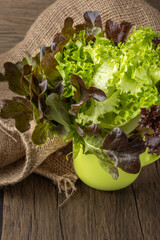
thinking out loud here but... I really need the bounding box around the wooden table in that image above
[0,0,160,239]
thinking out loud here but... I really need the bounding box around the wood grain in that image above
[0,0,160,240]
[1,175,62,240]
[58,182,143,240]
[132,161,160,240]
[0,0,55,54]
[0,191,3,239]
[1,165,160,240]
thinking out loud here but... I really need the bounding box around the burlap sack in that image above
[0,0,160,195]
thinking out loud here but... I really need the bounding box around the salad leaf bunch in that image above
[0,11,160,179]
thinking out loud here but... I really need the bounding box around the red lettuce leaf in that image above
[152,37,160,50]
[40,38,69,85]
[53,39,69,55]
[0,97,33,132]
[1,61,34,96]
[76,123,101,138]
[102,128,145,174]
[38,80,48,119]
[69,104,80,116]
[76,123,101,139]
[40,32,68,60]
[75,11,102,36]
[22,64,32,76]
[144,133,160,155]
[139,105,160,155]
[30,72,42,121]
[40,52,61,82]
[85,124,101,136]
[84,11,102,28]
[40,44,50,60]
[22,52,40,67]
[76,125,86,137]
[53,33,66,45]
[51,33,66,52]
[71,74,106,102]
[86,34,96,43]
[62,17,76,38]
[29,68,48,122]
[2,62,27,96]
[69,74,106,116]
[139,105,160,133]
[47,81,64,96]
[105,20,132,44]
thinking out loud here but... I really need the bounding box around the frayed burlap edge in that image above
[0,118,78,194]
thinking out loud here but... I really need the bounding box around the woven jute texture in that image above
[0,0,159,194]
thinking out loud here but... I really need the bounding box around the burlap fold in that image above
[0,0,159,193]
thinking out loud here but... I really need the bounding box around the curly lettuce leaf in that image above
[139,105,160,156]
[74,27,160,129]
[139,105,160,133]
[76,91,120,125]
[77,86,158,129]
[84,27,160,95]
[55,32,95,97]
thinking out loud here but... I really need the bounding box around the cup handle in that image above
[140,148,159,167]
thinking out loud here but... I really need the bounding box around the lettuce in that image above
[55,22,160,176]
[1,11,160,178]
[55,32,95,97]
[71,27,160,130]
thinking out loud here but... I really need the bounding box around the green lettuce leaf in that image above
[76,91,120,125]
[45,93,71,140]
[32,121,48,145]
[55,32,95,97]
[74,27,160,129]
[77,86,158,128]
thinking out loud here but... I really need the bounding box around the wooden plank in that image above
[58,161,160,240]
[0,0,55,54]
[58,182,143,240]
[0,191,3,240]
[1,175,62,240]
[1,167,160,240]
[131,161,160,240]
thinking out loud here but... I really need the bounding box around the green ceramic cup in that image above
[73,145,159,191]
